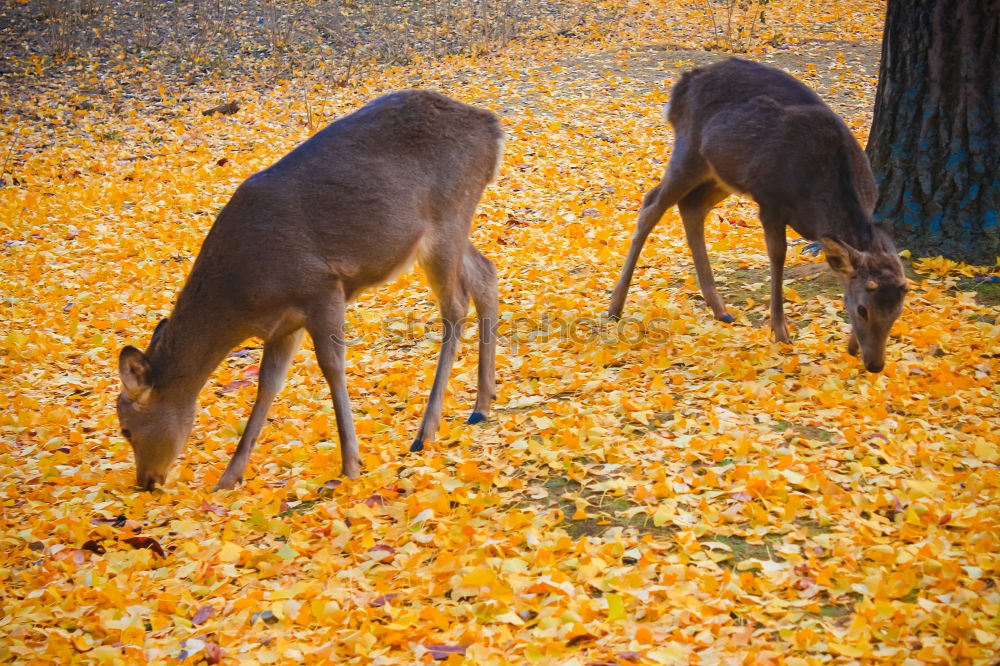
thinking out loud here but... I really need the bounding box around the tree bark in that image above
[866,0,1000,264]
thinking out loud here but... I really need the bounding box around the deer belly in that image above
[343,231,431,299]
[704,165,745,197]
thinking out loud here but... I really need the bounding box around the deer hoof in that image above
[409,438,424,453]
[215,475,241,491]
[718,313,735,324]
[466,411,487,425]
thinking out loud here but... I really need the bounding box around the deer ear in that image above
[119,346,153,401]
[821,236,859,278]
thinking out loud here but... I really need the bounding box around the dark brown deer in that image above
[117,90,503,490]
[608,58,906,372]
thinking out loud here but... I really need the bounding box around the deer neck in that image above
[146,294,244,401]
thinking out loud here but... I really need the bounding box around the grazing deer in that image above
[608,58,906,372]
[117,90,503,490]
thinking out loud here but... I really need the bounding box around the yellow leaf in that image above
[72,633,92,652]
[461,567,497,588]
[974,629,996,644]
[780,469,805,485]
[493,611,524,625]
[218,542,243,564]
[605,593,625,622]
[653,504,673,527]
[829,643,867,657]
[974,439,998,462]
[646,643,689,663]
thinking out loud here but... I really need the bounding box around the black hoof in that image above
[719,314,735,324]
[466,411,487,425]
[409,438,424,453]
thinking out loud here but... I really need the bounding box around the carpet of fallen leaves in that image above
[2,1,999,664]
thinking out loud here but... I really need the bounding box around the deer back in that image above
[669,58,878,247]
[178,91,503,313]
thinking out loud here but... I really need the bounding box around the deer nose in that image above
[865,361,884,373]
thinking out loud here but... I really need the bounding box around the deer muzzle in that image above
[865,360,884,373]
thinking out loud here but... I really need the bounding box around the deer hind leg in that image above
[761,210,790,343]
[462,243,498,425]
[308,284,361,478]
[216,328,305,490]
[609,142,709,320]
[410,244,470,453]
[678,182,732,322]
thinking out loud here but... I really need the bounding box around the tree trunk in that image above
[866,0,1000,265]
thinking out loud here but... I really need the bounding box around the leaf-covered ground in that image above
[2,2,999,664]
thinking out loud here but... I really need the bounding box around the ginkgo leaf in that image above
[461,567,499,588]
[605,593,625,622]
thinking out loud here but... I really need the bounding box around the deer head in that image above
[116,321,196,490]
[822,236,907,373]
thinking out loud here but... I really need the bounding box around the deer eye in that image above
[121,429,132,440]
[856,305,869,320]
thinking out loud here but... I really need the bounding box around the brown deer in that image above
[608,58,906,372]
[117,90,503,490]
